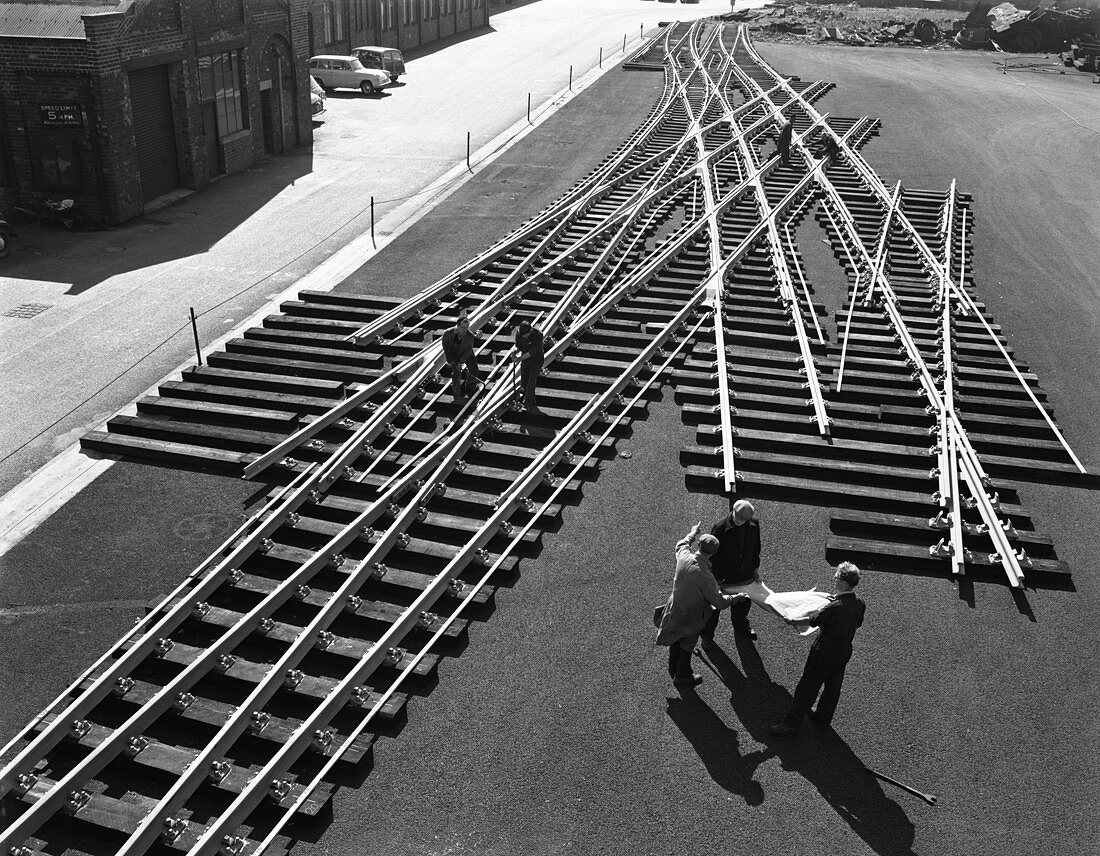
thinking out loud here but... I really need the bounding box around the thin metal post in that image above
[599,46,603,68]
[568,64,573,91]
[466,131,472,173]
[623,34,627,53]
[370,196,376,250]
[189,307,202,367]
[527,92,531,124]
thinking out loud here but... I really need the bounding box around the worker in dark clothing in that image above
[775,114,793,166]
[441,310,479,404]
[513,318,544,413]
[699,499,762,648]
[769,562,867,735]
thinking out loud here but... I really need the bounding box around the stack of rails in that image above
[3,19,1087,856]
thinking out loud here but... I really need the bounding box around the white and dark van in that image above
[351,46,405,84]
[308,55,391,94]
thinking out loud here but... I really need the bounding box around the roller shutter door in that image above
[128,66,180,203]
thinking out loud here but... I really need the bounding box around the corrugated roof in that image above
[0,2,121,40]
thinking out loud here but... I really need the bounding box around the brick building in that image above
[0,0,312,227]
[308,0,489,57]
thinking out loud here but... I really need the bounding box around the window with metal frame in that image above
[198,51,246,137]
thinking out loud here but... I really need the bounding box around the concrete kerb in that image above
[0,29,655,558]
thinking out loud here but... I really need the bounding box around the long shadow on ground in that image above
[668,637,917,856]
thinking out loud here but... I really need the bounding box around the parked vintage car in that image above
[308,55,390,94]
[351,46,405,83]
[309,76,326,116]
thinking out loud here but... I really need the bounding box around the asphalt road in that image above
[1,21,1098,856]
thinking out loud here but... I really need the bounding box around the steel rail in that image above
[118,324,546,855]
[123,205,727,854]
[250,69,821,483]
[937,184,966,576]
[933,185,956,514]
[715,51,831,436]
[556,113,841,340]
[186,273,717,856]
[731,41,1027,584]
[0,454,329,812]
[113,305,559,854]
[0,419,477,850]
[337,70,689,348]
[737,30,1084,474]
[784,219,825,344]
[693,42,745,496]
[247,88,815,480]
[835,181,901,392]
[682,34,738,489]
[248,312,711,856]
[355,309,519,490]
[7,297,552,844]
[814,176,1025,585]
[0,464,317,775]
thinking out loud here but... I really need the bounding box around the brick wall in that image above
[0,0,313,227]
[0,33,110,223]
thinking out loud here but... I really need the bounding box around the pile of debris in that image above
[954,3,1100,53]
[721,3,968,48]
[721,2,1100,57]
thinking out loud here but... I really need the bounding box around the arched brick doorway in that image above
[260,34,299,155]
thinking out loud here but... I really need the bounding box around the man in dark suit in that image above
[699,499,762,648]
[775,114,793,165]
[442,310,479,404]
[513,318,544,413]
[769,562,867,735]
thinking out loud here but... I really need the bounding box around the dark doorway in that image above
[260,87,276,155]
[201,101,221,177]
[128,65,181,203]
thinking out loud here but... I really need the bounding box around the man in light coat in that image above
[656,522,748,688]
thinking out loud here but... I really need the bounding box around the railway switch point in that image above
[5,19,1088,854]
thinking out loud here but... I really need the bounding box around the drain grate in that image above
[2,303,52,319]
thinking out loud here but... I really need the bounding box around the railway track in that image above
[3,20,1086,856]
